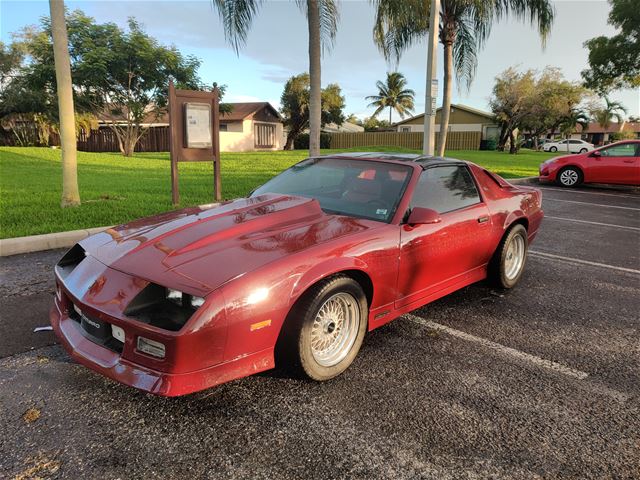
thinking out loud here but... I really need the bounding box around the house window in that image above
[401,127,411,133]
[255,123,276,148]
[219,123,228,132]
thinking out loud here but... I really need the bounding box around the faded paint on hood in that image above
[82,194,376,296]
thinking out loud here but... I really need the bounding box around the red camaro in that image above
[539,140,640,187]
[51,153,543,396]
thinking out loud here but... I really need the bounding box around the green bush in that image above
[480,139,497,151]
[609,131,635,141]
[294,133,332,150]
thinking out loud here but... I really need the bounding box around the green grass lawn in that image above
[0,146,555,239]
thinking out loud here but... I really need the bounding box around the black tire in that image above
[277,275,368,381]
[550,146,557,152]
[489,224,528,289]
[579,148,587,153]
[557,166,583,187]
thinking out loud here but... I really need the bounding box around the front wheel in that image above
[550,146,557,152]
[557,166,583,187]
[489,224,528,289]
[281,275,368,381]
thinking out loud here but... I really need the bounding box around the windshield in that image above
[251,157,413,222]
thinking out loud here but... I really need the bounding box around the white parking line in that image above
[544,215,640,232]
[543,198,640,211]
[529,250,640,274]
[538,186,639,199]
[405,314,589,379]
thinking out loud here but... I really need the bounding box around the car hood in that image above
[82,194,376,296]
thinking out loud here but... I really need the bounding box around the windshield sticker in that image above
[376,209,388,216]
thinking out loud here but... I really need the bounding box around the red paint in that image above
[539,140,640,186]
[51,155,544,396]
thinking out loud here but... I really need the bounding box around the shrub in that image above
[609,131,635,141]
[294,133,332,150]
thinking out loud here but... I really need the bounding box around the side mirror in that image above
[590,150,601,157]
[407,207,442,225]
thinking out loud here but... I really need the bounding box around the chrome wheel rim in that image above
[560,169,579,186]
[504,235,525,280]
[310,292,360,367]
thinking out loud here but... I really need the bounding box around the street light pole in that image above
[423,0,440,156]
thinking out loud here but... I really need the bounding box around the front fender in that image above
[289,257,370,307]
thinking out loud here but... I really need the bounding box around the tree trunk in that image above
[50,0,80,207]
[509,130,517,154]
[497,122,509,151]
[436,41,454,156]
[284,129,298,150]
[307,0,322,157]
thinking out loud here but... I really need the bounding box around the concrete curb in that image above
[508,176,540,184]
[0,226,113,257]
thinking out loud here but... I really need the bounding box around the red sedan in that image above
[539,140,640,187]
[51,153,543,396]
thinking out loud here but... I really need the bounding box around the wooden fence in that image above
[76,126,170,152]
[328,131,482,150]
[0,126,170,152]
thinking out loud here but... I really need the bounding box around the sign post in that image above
[168,80,221,206]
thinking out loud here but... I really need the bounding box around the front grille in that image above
[67,300,123,354]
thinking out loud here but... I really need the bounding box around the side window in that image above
[410,166,481,214]
[600,143,637,157]
[569,139,582,144]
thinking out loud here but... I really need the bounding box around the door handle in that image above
[477,216,490,224]
[623,160,634,163]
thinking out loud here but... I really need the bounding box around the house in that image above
[578,122,640,146]
[217,102,285,151]
[96,102,285,152]
[393,104,500,141]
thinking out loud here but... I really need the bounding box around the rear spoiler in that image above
[483,170,513,188]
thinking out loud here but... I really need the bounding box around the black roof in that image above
[316,152,467,167]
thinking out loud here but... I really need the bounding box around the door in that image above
[590,142,640,184]
[396,165,493,308]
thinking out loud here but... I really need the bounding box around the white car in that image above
[543,139,595,154]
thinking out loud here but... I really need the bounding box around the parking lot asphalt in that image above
[1,184,639,479]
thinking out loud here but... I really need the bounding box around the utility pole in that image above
[422,0,440,156]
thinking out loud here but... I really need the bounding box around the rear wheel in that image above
[279,275,368,381]
[489,224,528,289]
[579,148,588,153]
[557,166,583,187]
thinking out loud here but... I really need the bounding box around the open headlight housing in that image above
[124,283,205,331]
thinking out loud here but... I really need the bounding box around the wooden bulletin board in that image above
[168,80,221,205]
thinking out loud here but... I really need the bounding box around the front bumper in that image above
[538,165,556,183]
[51,299,273,396]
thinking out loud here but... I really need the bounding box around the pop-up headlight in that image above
[166,289,205,310]
[124,284,205,332]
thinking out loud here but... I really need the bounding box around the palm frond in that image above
[453,12,478,91]
[211,0,264,54]
[371,0,428,63]
[296,0,340,52]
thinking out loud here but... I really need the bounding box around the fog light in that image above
[111,325,125,343]
[137,336,165,358]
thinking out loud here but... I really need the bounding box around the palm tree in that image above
[366,72,415,123]
[372,0,554,156]
[592,97,627,130]
[49,0,80,207]
[212,0,338,157]
[559,108,590,152]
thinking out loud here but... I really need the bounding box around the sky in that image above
[1,0,639,121]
